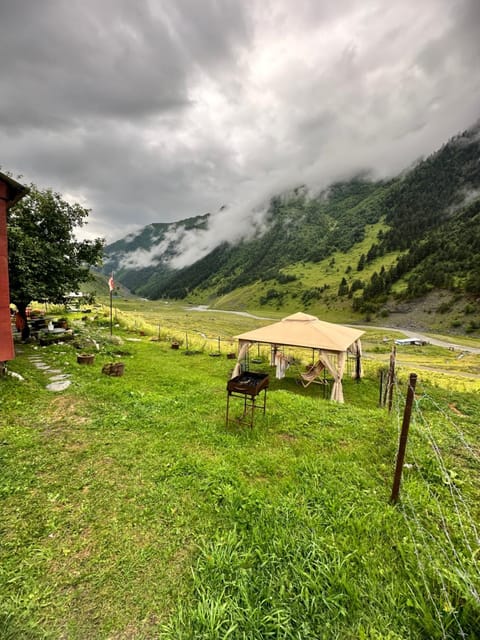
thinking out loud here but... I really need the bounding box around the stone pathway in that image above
[28,355,72,392]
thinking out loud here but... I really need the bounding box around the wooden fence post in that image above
[384,345,396,412]
[379,368,385,407]
[390,373,418,504]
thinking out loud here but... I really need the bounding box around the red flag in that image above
[108,274,114,292]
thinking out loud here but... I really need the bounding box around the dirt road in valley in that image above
[354,325,480,355]
[186,306,480,359]
[356,326,480,379]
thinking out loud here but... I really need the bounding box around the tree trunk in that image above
[15,302,30,341]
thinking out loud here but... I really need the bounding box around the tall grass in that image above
[1,314,479,638]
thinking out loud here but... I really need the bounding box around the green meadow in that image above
[1,306,479,639]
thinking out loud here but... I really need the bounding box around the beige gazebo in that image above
[233,312,364,403]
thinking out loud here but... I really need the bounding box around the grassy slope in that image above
[204,221,401,320]
[105,178,392,303]
[106,125,480,334]
[100,205,480,335]
[1,310,479,639]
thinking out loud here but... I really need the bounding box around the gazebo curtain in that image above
[319,350,346,403]
[232,339,361,403]
[231,340,252,378]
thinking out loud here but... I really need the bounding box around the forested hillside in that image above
[351,124,480,312]
[140,179,393,299]
[104,179,392,297]
[102,213,209,293]
[103,122,480,323]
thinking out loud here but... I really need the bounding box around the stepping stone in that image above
[45,369,62,374]
[46,380,71,392]
[7,371,25,381]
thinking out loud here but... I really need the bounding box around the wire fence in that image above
[391,375,480,638]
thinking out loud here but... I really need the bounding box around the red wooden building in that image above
[0,171,28,371]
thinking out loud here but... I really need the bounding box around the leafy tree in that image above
[8,184,104,339]
[357,253,366,271]
[337,277,349,297]
[466,270,480,295]
[349,279,364,297]
[259,288,284,307]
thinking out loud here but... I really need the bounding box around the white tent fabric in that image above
[233,312,364,403]
[231,341,252,378]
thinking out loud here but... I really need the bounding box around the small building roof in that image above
[394,338,426,346]
[235,312,364,353]
[0,171,29,209]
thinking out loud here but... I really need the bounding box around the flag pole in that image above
[110,287,113,336]
[109,272,114,336]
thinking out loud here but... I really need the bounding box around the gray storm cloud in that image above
[119,228,183,270]
[168,198,271,269]
[0,0,479,252]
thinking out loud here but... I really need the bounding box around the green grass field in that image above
[1,310,479,638]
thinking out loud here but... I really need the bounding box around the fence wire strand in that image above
[390,375,480,638]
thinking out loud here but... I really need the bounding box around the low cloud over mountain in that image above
[1,0,479,245]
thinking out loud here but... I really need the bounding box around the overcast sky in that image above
[1,0,479,246]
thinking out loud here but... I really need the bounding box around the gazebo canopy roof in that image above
[235,312,364,353]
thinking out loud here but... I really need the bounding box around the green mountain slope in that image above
[105,178,392,296]
[102,214,209,293]
[350,124,480,311]
[103,121,480,328]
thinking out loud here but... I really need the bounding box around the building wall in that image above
[0,180,14,362]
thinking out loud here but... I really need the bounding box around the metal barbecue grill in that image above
[226,372,269,428]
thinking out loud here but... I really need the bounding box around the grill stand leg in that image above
[225,388,268,429]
